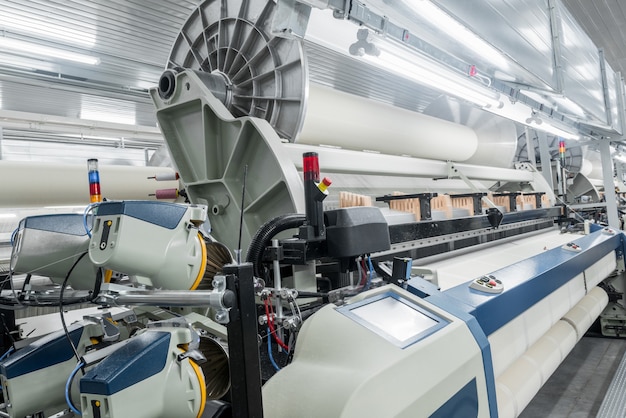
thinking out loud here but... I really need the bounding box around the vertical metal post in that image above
[617,162,625,185]
[599,140,619,228]
[525,127,536,167]
[224,262,264,418]
[537,131,554,191]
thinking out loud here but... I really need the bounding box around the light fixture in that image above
[363,41,503,109]
[0,37,100,65]
[0,213,16,219]
[80,99,136,125]
[0,15,96,47]
[404,1,509,69]
[525,114,580,140]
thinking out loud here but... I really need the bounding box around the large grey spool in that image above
[165,0,492,162]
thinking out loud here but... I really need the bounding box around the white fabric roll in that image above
[495,287,608,417]
[297,84,479,161]
[0,160,179,207]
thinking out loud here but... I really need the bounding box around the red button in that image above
[489,280,497,286]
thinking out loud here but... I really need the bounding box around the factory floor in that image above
[520,334,626,418]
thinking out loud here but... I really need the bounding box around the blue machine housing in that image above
[406,228,626,418]
[0,324,83,379]
[95,201,187,230]
[80,331,170,396]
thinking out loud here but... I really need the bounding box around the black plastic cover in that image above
[324,207,390,258]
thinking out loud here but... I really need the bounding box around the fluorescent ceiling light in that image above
[364,44,502,109]
[526,117,580,140]
[484,98,581,140]
[405,1,509,69]
[0,213,16,219]
[81,97,136,125]
[0,53,55,72]
[80,108,136,126]
[0,37,100,65]
[0,14,96,47]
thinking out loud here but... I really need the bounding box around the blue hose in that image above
[65,361,84,416]
[0,346,14,362]
[10,228,18,246]
[267,327,281,371]
[83,203,98,238]
[364,255,375,290]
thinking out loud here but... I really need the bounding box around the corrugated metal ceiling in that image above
[0,0,624,157]
[562,0,626,81]
[0,0,201,135]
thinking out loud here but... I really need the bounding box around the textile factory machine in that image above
[1,0,625,417]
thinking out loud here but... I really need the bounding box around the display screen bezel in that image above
[337,291,449,349]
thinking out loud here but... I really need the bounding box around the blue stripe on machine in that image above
[95,201,187,230]
[0,324,84,379]
[411,286,499,418]
[443,230,623,336]
[406,230,625,418]
[80,331,170,396]
[430,378,479,418]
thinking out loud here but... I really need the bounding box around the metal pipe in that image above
[536,131,554,190]
[599,140,619,228]
[99,289,230,307]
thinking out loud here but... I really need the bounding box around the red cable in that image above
[265,298,289,351]
[359,258,367,286]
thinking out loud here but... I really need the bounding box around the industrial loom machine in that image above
[1,1,624,417]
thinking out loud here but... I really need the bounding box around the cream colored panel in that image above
[420,230,578,290]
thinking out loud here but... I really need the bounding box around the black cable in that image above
[0,313,16,350]
[245,213,306,277]
[19,274,32,295]
[89,268,103,303]
[60,252,88,363]
[237,164,248,264]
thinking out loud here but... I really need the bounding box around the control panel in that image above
[469,274,503,294]
[562,242,582,252]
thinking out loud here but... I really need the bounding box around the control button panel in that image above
[602,227,616,235]
[562,242,582,252]
[469,274,503,294]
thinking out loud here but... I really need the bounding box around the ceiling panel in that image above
[0,0,624,160]
[562,0,626,79]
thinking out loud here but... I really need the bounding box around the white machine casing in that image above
[263,285,491,417]
[88,202,208,290]
[79,327,206,418]
[0,320,105,418]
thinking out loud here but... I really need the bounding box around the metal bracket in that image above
[272,0,313,39]
[177,348,207,365]
[547,0,565,93]
[446,161,497,210]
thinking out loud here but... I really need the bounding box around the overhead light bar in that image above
[363,41,502,109]
[0,37,100,65]
[525,115,580,140]
[0,15,96,47]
